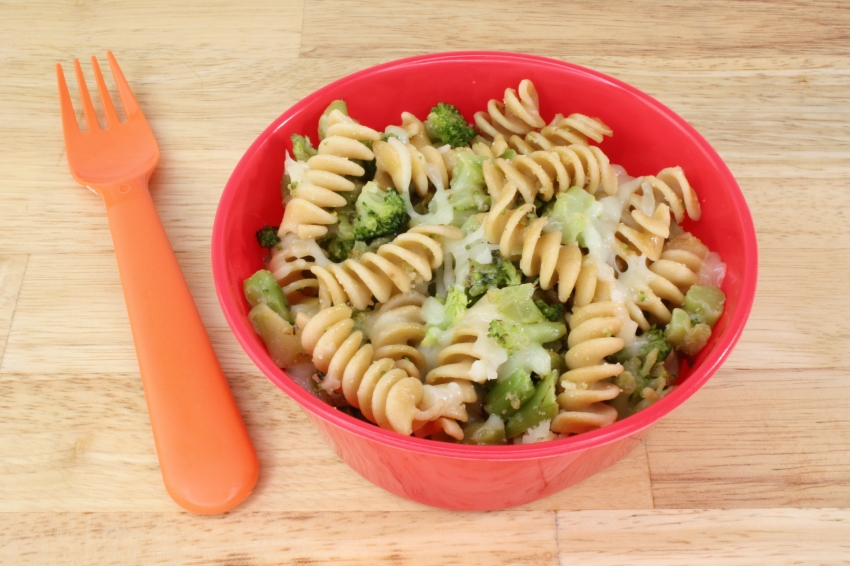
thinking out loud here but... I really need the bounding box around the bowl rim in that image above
[212,51,758,461]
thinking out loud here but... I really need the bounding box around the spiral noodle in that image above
[474,79,546,139]
[368,293,429,378]
[483,145,617,204]
[268,233,331,314]
[425,325,489,384]
[280,110,381,239]
[369,294,477,439]
[510,114,613,155]
[483,181,582,302]
[611,169,704,329]
[373,136,450,196]
[311,224,464,310]
[649,232,709,301]
[300,304,446,436]
[551,300,629,435]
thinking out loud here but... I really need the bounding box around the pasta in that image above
[280,109,381,239]
[311,224,464,310]
[244,78,728,445]
[483,181,582,303]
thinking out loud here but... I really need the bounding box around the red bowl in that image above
[212,52,758,510]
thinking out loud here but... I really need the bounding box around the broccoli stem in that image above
[461,414,507,445]
[505,371,559,439]
[665,308,711,356]
[484,369,536,419]
[248,303,305,368]
[244,269,292,323]
[684,285,726,327]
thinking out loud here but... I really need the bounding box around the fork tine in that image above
[91,55,121,126]
[73,58,100,132]
[56,63,80,136]
[106,51,140,117]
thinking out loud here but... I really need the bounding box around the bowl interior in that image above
[212,52,757,457]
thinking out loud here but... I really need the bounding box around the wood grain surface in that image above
[1,1,849,564]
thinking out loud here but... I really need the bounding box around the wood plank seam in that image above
[555,510,564,566]
[644,437,658,510]
[0,254,29,373]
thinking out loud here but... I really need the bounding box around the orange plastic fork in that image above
[57,52,258,514]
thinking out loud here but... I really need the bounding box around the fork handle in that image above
[102,176,258,514]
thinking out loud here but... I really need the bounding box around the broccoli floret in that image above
[323,233,355,263]
[291,134,317,162]
[255,225,281,249]
[613,326,672,365]
[353,182,409,241]
[466,252,521,302]
[446,151,490,227]
[533,299,563,323]
[424,102,476,148]
[541,186,601,245]
[421,285,468,346]
[488,319,565,353]
[443,285,469,328]
[318,193,357,261]
[485,284,567,378]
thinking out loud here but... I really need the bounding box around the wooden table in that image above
[2,1,849,563]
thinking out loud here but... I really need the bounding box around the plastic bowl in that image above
[212,52,757,510]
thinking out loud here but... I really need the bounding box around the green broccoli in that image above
[665,308,712,356]
[291,134,317,162]
[318,192,357,262]
[613,326,672,365]
[446,151,490,227]
[466,252,521,303]
[541,186,601,245]
[322,233,355,263]
[424,102,476,148]
[488,284,546,324]
[533,299,563,323]
[488,319,565,353]
[353,182,409,241]
[421,285,468,346]
[255,225,281,249]
[684,285,726,327]
[443,285,469,327]
[461,414,507,445]
[664,286,726,356]
[485,284,567,379]
[484,369,536,419]
[243,269,292,323]
[610,326,676,418]
[504,370,559,439]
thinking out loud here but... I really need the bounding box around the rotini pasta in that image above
[311,224,463,310]
[280,110,381,239]
[483,181,582,302]
[551,300,629,435]
[268,233,331,316]
[474,79,546,138]
[244,78,726,445]
[299,304,446,435]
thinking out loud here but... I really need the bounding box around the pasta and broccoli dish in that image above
[243,79,726,445]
